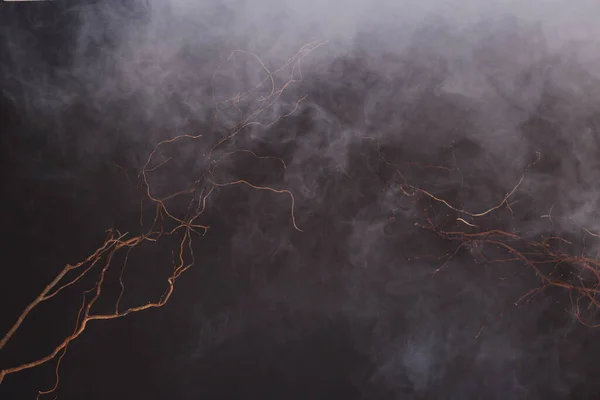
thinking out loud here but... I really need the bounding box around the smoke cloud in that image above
[3,0,600,398]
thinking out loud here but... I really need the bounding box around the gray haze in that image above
[3,0,600,398]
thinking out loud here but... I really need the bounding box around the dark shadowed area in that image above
[2,1,600,399]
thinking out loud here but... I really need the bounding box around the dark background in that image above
[2,1,600,399]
